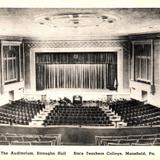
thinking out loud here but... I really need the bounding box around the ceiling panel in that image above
[0,8,159,39]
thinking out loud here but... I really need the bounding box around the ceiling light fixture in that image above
[35,12,118,28]
[44,17,50,21]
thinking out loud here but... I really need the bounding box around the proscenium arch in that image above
[29,47,123,92]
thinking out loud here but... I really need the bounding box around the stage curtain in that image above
[36,52,117,90]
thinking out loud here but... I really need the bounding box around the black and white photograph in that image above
[0,0,160,159]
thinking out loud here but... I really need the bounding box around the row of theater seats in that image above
[109,99,160,126]
[43,104,113,126]
[95,133,160,146]
[0,133,61,145]
[82,100,105,107]
[0,99,45,125]
[51,99,106,107]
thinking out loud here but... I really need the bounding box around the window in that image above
[133,42,152,83]
[2,42,22,84]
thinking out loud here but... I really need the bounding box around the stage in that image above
[24,88,130,101]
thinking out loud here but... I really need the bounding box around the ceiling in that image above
[0,8,160,39]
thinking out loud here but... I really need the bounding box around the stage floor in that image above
[24,88,130,101]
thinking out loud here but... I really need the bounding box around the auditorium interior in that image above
[0,8,160,146]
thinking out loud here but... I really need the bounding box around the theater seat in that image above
[31,141,52,145]
[11,141,30,145]
[0,141,9,145]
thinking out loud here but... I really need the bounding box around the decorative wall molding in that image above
[24,40,128,51]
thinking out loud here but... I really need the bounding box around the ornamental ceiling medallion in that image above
[35,12,119,28]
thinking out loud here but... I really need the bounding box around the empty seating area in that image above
[0,99,45,125]
[95,133,160,146]
[0,133,61,145]
[109,99,160,126]
[1,97,160,129]
[43,103,113,126]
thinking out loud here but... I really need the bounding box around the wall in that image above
[0,82,24,105]
[0,36,130,105]
[129,36,160,107]
[0,39,24,106]
[23,38,130,97]
[149,39,160,106]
